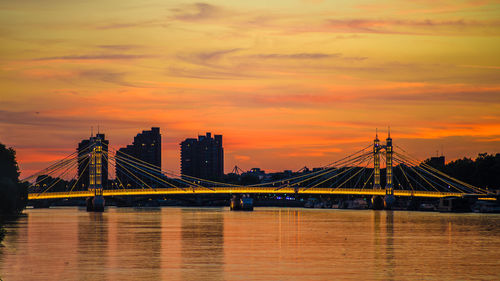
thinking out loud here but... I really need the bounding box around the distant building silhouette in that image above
[77,133,109,190]
[180,132,223,180]
[116,127,162,187]
[427,155,445,170]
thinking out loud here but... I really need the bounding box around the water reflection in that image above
[1,208,500,281]
[371,211,394,281]
[113,208,162,280]
[385,211,395,281]
[181,209,224,281]
[77,212,108,280]
[0,216,25,265]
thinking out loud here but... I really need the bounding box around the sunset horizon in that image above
[1,0,499,178]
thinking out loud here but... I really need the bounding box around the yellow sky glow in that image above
[0,0,499,177]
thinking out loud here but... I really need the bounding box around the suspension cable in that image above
[303,153,372,190]
[110,153,185,190]
[68,155,91,193]
[395,145,488,193]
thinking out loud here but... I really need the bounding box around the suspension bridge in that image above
[23,131,496,208]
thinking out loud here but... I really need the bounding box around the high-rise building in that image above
[180,132,223,180]
[77,133,109,190]
[116,127,161,187]
[428,155,445,170]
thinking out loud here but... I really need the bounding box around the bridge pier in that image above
[371,192,396,210]
[371,196,384,210]
[230,194,254,211]
[86,195,105,212]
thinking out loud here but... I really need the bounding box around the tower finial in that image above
[388,126,391,138]
[91,126,93,137]
[376,128,378,139]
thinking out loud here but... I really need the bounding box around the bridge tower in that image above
[87,136,105,212]
[372,129,387,210]
[383,129,396,209]
[385,129,393,191]
[373,130,381,189]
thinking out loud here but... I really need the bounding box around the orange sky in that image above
[0,0,499,178]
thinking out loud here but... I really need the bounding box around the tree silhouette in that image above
[0,142,27,215]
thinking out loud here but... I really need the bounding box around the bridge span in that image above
[28,187,479,200]
[25,131,496,209]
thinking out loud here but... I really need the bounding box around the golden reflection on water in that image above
[1,207,500,280]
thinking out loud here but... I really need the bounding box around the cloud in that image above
[376,89,500,104]
[18,67,144,87]
[95,20,161,30]
[97,45,142,51]
[175,48,243,70]
[167,66,255,80]
[173,48,250,79]
[246,93,347,107]
[320,18,500,35]
[194,48,243,62]
[170,3,229,22]
[172,48,369,80]
[167,2,500,36]
[0,109,141,129]
[248,52,367,61]
[33,54,152,61]
[78,69,133,87]
[168,2,277,30]
[250,53,339,59]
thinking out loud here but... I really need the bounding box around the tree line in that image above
[425,153,500,191]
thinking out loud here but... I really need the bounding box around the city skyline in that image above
[0,0,499,178]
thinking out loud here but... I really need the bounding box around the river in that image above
[1,207,499,280]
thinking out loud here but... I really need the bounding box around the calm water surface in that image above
[1,207,499,280]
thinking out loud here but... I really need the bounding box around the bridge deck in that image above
[28,187,484,200]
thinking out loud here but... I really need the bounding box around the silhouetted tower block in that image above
[116,127,162,187]
[373,130,381,189]
[180,132,224,180]
[428,156,445,170]
[385,129,393,190]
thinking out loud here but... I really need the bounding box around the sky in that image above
[0,0,499,178]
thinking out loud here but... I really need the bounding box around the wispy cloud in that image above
[78,69,133,87]
[316,18,500,35]
[97,45,142,51]
[18,67,141,87]
[194,48,243,62]
[33,54,152,61]
[248,52,367,61]
[172,48,369,80]
[170,3,231,21]
[249,53,338,59]
[167,66,255,80]
[95,20,162,30]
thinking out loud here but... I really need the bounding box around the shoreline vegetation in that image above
[0,142,28,244]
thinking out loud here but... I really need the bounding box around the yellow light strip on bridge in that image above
[28,187,477,200]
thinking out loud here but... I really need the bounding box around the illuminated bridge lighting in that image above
[25,135,494,202]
